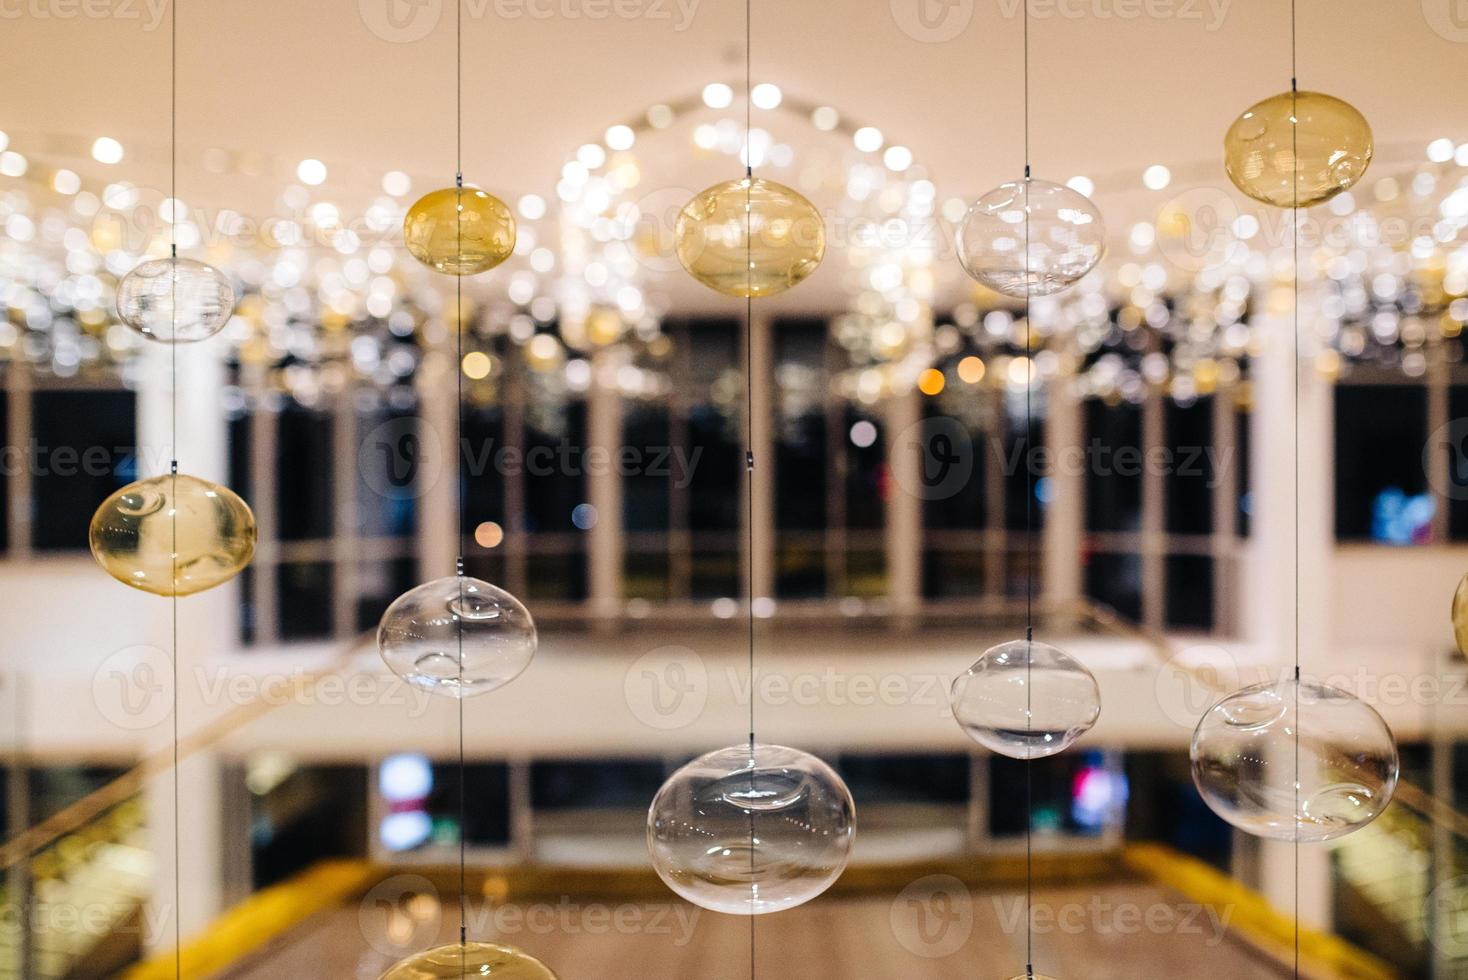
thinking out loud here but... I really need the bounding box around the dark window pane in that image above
[1335,385,1428,541]
[278,561,333,640]
[530,758,665,811]
[991,750,1112,837]
[923,548,985,599]
[459,404,502,538]
[776,541,826,598]
[682,318,740,533]
[689,545,738,599]
[31,390,134,551]
[356,558,417,632]
[525,549,586,602]
[523,399,586,534]
[1237,406,1252,537]
[419,761,510,848]
[838,753,969,805]
[1085,550,1142,622]
[1447,386,1468,541]
[277,405,333,541]
[252,766,367,889]
[1005,403,1044,532]
[624,403,670,532]
[1085,400,1142,533]
[774,319,827,531]
[625,550,670,601]
[1165,398,1214,535]
[844,407,884,530]
[1165,555,1214,631]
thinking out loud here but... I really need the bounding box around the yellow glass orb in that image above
[1223,90,1373,208]
[675,177,825,298]
[379,942,558,980]
[1453,574,1468,655]
[89,474,256,596]
[403,187,516,275]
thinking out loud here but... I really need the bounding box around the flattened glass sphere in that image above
[89,474,256,596]
[950,640,1101,760]
[1452,573,1468,655]
[379,942,558,979]
[1191,678,1399,842]
[1224,90,1373,208]
[647,743,855,915]
[404,187,516,275]
[376,576,537,698]
[674,177,825,298]
[956,178,1105,298]
[116,257,235,343]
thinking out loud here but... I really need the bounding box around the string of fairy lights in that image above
[25,0,1459,975]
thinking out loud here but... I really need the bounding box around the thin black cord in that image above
[1020,0,1035,975]
[1290,2,1301,979]
[744,0,756,973]
[454,0,468,960]
[168,3,180,978]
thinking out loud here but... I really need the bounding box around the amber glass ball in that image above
[674,177,825,298]
[403,187,516,275]
[1223,90,1373,208]
[379,942,558,979]
[89,474,256,596]
[1452,573,1468,655]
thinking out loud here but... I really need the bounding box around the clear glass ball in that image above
[956,178,1105,298]
[1191,678,1399,842]
[647,743,856,915]
[1224,90,1373,208]
[1452,573,1468,655]
[950,640,1101,759]
[674,177,825,298]
[89,474,256,596]
[404,187,516,275]
[116,257,236,343]
[377,575,537,698]
[379,942,558,979]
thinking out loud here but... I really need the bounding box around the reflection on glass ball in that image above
[90,474,256,596]
[1191,678,1399,842]
[404,187,516,275]
[377,576,537,698]
[116,257,236,343]
[1224,90,1373,208]
[674,177,825,298]
[950,640,1101,760]
[379,942,558,979]
[956,178,1105,298]
[647,743,855,915]
[1452,574,1468,656]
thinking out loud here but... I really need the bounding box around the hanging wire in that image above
[455,0,469,961]
[168,3,181,978]
[1289,1,1301,978]
[743,0,757,973]
[1020,1,1036,976]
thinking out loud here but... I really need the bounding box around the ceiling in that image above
[3,0,1466,311]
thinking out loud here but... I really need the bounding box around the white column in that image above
[587,347,623,623]
[144,751,224,952]
[884,386,922,623]
[748,312,774,603]
[1245,308,1335,930]
[416,349,458,581]
[1043,374,1083,614]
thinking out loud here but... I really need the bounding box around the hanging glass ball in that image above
[403,187,516,275]
[950,640,1101,760]
[647,743,855,915]
[1223,90,1373,208]
[1191,678,1399,842]
[89,474,256,596]
[379,942,558,979]
[1452,573,1468,655]
[377,576,537,698]
[674,177,825,298]
[956,178,1105,298]
[116,257,235,343]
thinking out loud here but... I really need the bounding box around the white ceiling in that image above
[3,0,1465,311]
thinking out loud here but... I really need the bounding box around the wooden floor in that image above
[223,880,1293,979]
